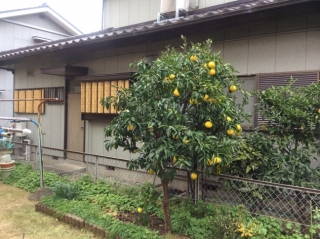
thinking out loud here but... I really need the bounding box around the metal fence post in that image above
[95,156,98,182]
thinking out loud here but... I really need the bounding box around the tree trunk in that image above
[161,179,172,234]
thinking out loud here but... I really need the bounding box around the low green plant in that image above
[41,196,163,239]
[4,163,67,192]
[51,181,79,200]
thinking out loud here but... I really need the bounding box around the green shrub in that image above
[51,181,79,200]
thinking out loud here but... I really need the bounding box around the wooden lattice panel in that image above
[81,82,85,113]
[85,82,92,113]
[14,91,19,112]
[110,80,117,114]
[104,81,111,114]
[80,79,130,114]
[18,91,26,113]
[33,89,44,114]
[91,82,98,113]
[97,81,104,113]
[25,90,34,113]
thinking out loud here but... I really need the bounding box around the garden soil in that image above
[0,182,95,239]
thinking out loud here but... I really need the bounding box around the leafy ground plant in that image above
[3,163,67,192]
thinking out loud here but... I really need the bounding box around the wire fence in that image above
[10,142,320,227]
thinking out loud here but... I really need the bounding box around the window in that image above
[235,76,256,128]
[44,87,64,104]
[14,89,45,114]
[81,80,130,114]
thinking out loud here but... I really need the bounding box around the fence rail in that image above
[10,142,320,227]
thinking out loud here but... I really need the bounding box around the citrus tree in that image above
[102,37,249,233]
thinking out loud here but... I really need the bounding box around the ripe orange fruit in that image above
[173,88,180,97]
[169,74,175,80]
[226,116,232,122]
[227,129,235,136]
[209,69,216,76]
[204,121,213,128]
[190,172,198,180]
[190,55,197,61]
[128,124,134,131]
[137,207,143,213]
[208,61,216,69]
[229,85,237,93]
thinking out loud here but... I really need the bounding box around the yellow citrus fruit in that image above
[190,55,197,61]
[169,74,175,80]
[203,94,209,102]
[226,116,232,122]
[207,159,214,166]
[209,69,216,76]
[203,63,207,68]
[172,134,178,140]
[183,139,190,144]
[132,149,137,154]
[147,169,154,175]
[128,124,134,131]
[227,129,235,136]
[204,121,213,128]
[173,88,180,97]
[173,156,177,163]
[190,173,198,180]
[163,77,169,82]
[214,157,221,164]
[137,207,143,213]
[229,85,237,93]
[318,109,320,114]
[236,124,242,131]
[208,61,216,69]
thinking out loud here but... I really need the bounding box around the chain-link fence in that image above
[11,142,320,227]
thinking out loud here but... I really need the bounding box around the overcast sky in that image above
[0,0,102,34]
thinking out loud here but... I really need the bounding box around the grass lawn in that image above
[0,182,95,239]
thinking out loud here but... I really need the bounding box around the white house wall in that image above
[13,59,65,148]
[11,13,320,156]
[103,0,238,29]
[5,14,71,36]
[0,17,72,120]
[81,33,320,155]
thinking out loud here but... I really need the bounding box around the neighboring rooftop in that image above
[0,0,315,65]
[0,3,82,36]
